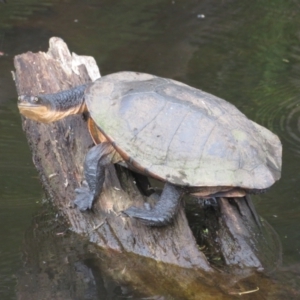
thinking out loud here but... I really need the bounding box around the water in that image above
[1,0,300,298]
[0,82,42,295]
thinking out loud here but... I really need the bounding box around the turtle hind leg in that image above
[123,182,183,227]
[74,142,117,211]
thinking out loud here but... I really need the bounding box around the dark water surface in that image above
[1,0,300,298]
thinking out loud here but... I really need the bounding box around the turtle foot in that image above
[123,183,182,227]
[74,182,94,211]
[122,206,172,227]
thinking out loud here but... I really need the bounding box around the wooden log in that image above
[13,37,211,271]
[13,37,281,279]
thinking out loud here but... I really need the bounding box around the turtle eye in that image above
[18,95,39,105]
[31,96,41,104]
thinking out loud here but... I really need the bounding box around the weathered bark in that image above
[13,37,281,287]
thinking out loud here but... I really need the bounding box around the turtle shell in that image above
[85,71,282,190]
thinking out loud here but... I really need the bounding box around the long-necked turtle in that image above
[18,71,282,226]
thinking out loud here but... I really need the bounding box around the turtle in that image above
[18,71,282,226]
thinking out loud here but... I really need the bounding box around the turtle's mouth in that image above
[18,102,55,123]
[18,102,41,108]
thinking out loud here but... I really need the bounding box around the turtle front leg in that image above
[123,183,184,226]
[74,142,117,211]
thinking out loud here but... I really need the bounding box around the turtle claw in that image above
[74,184,94,211]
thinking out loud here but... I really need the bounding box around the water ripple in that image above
[256,95,300,156]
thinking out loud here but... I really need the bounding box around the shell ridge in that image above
[197,123,218,167]
[130,99,168,143]
[120,90,156,98]
[164,109,192,165]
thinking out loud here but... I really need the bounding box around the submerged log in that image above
[13,37,281,286]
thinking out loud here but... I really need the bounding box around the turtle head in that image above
[18,94,58,123]
[18,84,88,123]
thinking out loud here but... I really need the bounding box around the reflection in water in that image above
[16,207,300,299]
[254,38,300,157]
[0,0,55,30]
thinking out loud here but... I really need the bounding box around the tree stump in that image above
[13,37,281,283]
